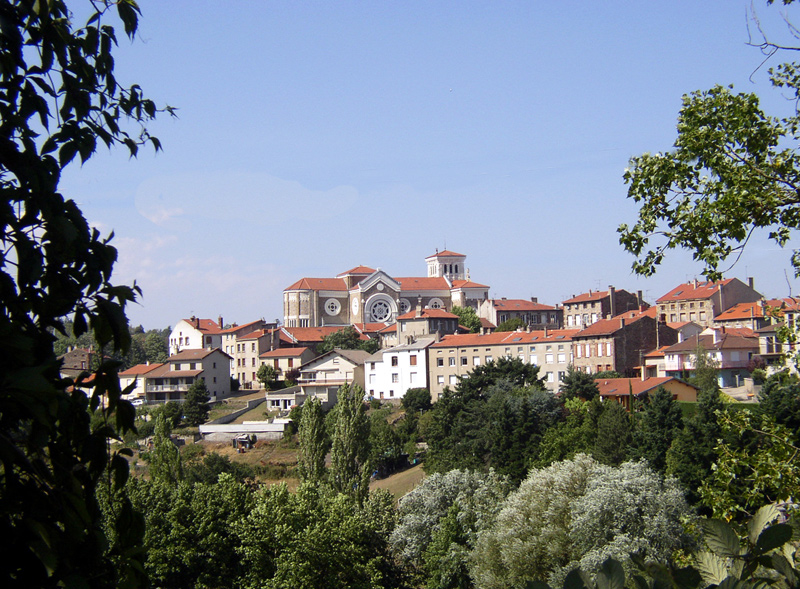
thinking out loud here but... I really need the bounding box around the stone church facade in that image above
[283,250,490,328]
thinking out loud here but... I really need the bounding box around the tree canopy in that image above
[317,326,380,355]
[451,305,482,333]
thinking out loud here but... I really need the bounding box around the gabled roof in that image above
[431,328,575,349]
[595,377,696,398]
[119,363,163,377]
[239,328,271,340]
[397,309,458,320]
[281,326,369,343]
[426,250,465,259]
[260,347,310,358]
[284,277,348,291]
[714,300,782,321]
[170,348,231,361]
[395,277,451,290]
[180,318,223,334]
[146,364,204,378]
[301,347,371,368]
[662,332,758,354]
[219,320,265,335]
[337,265,377,277]
[491,299,556,311]
[451,279,490,289]
[479,318,496,329]
[352,322,391,334]
[656,279,735,303]
[562,290,611,304]
[572,307,655,338]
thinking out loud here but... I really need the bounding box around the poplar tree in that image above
[298,395,327,484]
[329,384,371,502]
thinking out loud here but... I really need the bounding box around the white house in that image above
[364,337,435,401]
[168,316,224,355]
[298,348,370,408]
[119,362,163,401]
[143,348,233,403]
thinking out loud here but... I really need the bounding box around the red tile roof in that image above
[260,347,310,358]
[479,318,496,329]
[426,250,465,258]
[572,308,654,338]
[656,279,734,303]
[147,364,204,378]
[219,320,265,334]
[239,328,271,340]
[451,279,490,289]
[337,266,376,276]
[431,328,575,348]
[281,326,369,343]
[562,290,611,304]
[663,332,758,354]
[595,377,695,397]
[397,309,458,320]
[284,277,348,291]
[491,299,556,311]
[395,277,451,290]
[181,318,223,334]
[119,363,163,377]
[715,300,781,321]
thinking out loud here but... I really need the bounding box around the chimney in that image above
[713,329,720,344]
[637,290,643,307]
[219,316,223,328]
[620,317,626,328]
[531,296,538,303]
[693,278,699,288]
[416,296,423,317]
[544,326,548,337]
[748,277,754,289]
[609,285,616,317]
[194,317,200,328]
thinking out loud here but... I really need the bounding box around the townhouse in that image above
[364,337,435,401]
[297,348,371,407]
[168,316,224,355]
[655,278,761,328]
[561,287,642,329]
[143,348,232,403]
[428,328,575,399]
[477,298,562,329]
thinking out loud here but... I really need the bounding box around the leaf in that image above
[695,550,729,585]
[754,523,792,555]
[596,559,626,589]
[563,568,594,589]
[701,518,742,558]
[748,504,780,545]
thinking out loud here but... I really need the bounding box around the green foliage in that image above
[330,384,371,502]
[369,406,404,477]
[236,483,404,589]
[700,410,800,523]
[495,317,527,332]
[451,305,482,333]
[533,398,603,468]
[184,452,256,485]
[317,326,379,355]
[593,370,622,379]
[758,372,800,434]
[593,401,632,466]
[424,358,552,476]
[472,456,694,588]
[183,378,210,426]
[629,386,684,473]
[689,343,721,396]
[0,1,171,584]
[402,387,433,413]
[390,468,510,584]
[298,396,327,484]
[160,400,183,429]
[146,413,183,485]
[257,363,278,389]
[560,365,600,401]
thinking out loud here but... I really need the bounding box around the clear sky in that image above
[60,1,799,330]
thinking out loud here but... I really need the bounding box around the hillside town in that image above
[97,249,795,422]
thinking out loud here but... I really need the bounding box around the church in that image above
[283,250,490,328]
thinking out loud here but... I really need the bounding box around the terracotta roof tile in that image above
[119,363,164,377]
[595,377,694,397]
[397,309,458,320]
[281,326,369,343]
[656,279,735,303]
[572,308,653,338]
[432,328,575,348]
[491,299,556,311]
[426,250,466,258]
[395,277,451,290]
[562,290,611,304]
[337,265,376,276]
[284,277,348,291]
[181,318,223,334]
[451,279,490,288]
[260,347,310,358]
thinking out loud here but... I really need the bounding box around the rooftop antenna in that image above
[786,269,793,297]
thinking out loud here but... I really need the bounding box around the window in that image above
[699,311,707,321]
[558,371,565,381]
[530,355,538,364]
[461,357,468,366]
[252,343,256,352]
[392,373,399,383]
[288,358,293,368]
[391,356,398,367]
[547,372,554,383]
[410,372,416,382]
[449,357,456,366]
[576,346,582,358]
[437,375,445,384]
[505,347,511,356]
[557,353,566,363]
[274,359,279,369]
[252,358,256,366]
[437,358,444,367]
[389,390,394,397]
[369,374,375,383]
[449,375,458,385]
[485,356,492,363]
[473,356,480,366]
[333,358,339,365]
[546,353,554,364]
[410,355,417,366]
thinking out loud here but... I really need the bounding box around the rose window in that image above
[370,300,392,322]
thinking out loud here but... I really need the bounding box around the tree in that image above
[0,1,169,585]
[628,386,684,473]
[144,330,169,363]
[495,317,527,332]
[329,384,371,502]
[183,378,211,426]
[471,456,694,588]
[147,413,183,485]
[402,387,432,413]
[593,401,632,466]
[298,396,327,484]
[451,305,481,333]
[256,363,278,390]
[317,325,379,355]
[559,365,599,401]
[757,371,800,434]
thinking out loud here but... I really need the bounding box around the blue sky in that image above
[61,1,799,329]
